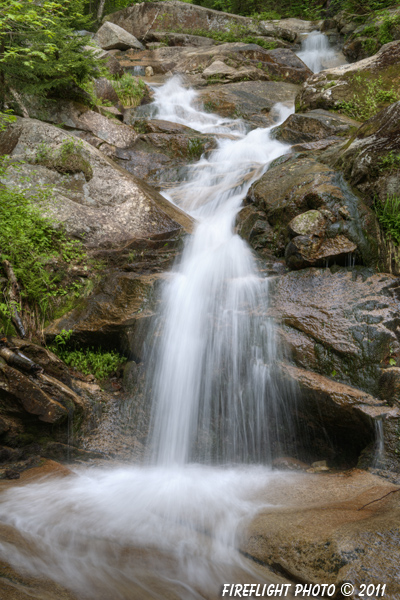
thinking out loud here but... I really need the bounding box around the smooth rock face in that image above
[270,268,400,399]
[198,80,299,127]
[94,22,144,51]
[242,470,400,599]
[296,41,400,114]
[0,118,193,248]
[271,109,360,144]
[247,154,381,268]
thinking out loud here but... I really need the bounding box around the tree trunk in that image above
[97,0,106,22]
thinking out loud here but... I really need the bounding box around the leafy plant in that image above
[374,195,400,245]
[0,0,105,108]
[111,74,147,108]
[337,75,398,121]
[51,330,127,380]
[377,151,400,173]
[0,159,87,331]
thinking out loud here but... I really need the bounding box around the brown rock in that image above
[94,77,119,105]
[242,469,400,598]
[0,363,68,423]
[271,109,360,144]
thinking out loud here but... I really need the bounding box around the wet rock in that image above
[4,469,20,480]
[285,233,357,269]
[242,469,400,599]
[94,22,144,51]
[271,109,360,144]
[45,271,163,359]
[247,154,381,268]
[270,267,400,400]
[296,41,400,115]
[8,338,72,386]
[198,80,299,127]
[0,117,193,248]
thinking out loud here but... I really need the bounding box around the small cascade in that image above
[297,30,340,73]
[374,419,385,468]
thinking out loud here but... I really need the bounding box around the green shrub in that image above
[0,158,86,331]
[337,75,398,121]
[374,195,400,245]
[111,74,147,108]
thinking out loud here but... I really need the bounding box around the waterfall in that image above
[296,30,337,73]
[0,78,298,599]
[145,77,293,465]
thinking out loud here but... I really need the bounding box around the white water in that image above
[297,30,338,73]
[0,78,298,599]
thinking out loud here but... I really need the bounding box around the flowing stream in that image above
[0,79,300,599]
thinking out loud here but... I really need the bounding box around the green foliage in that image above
[51,329,126,380]
[377,10,400,45]
[374,195,400,245]
[111,74,147,108]
[0,159,86,329]
[336,75,398,121]
[0,0,106,106]
[0,109,16,132]
[377,151,400,173]
[32,138,93,181]
[188,138,205,160]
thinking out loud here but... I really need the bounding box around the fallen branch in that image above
[0,338,43,373]
[357,488,400,511]
[2,259,26,338]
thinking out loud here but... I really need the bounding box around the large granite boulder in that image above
[104,1,265,40]
[0,117,193,248]
[94,22,144,51]
[197,80,300,127]
[246,154,381,269]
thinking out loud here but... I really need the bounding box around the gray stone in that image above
[94,22,144,51]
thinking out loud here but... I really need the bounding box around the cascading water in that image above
[145,77,294,466]
[296,30,342,73]
[0,77,299,600]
